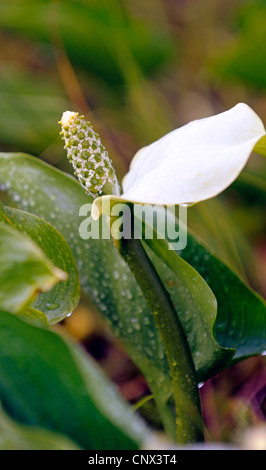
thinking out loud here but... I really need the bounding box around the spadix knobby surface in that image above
[92,103,266,218]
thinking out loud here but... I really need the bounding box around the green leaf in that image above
[0,220,66,314]
[142,236,234,381]
[0,203,80,324]
[0,403,80,450]
[0,152,177,436]
[0,311,148,450]
[1,153,264,435]
[147,205,266,362]
[184,229,266,360]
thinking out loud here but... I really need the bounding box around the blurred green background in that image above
[0,0,265,446]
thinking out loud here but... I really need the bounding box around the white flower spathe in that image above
[91,103,266,219]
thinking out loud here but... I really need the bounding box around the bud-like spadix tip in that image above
[59,111,120,198]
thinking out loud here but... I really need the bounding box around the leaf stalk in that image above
[112,207,204,444]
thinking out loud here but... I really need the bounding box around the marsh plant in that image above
[0,103,265,449]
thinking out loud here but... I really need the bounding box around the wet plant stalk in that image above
[114,216,204,444]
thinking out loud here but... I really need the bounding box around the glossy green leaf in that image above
[0,311,148,450]
[184,230,266,360]
[0,153,179,438]
[0,203,80,324]
[1,152,265,437]
[145,205,266,362]
[0,220,66,314]
[142,236,234,381]
[0,152,176,434]
[0,403,80,450]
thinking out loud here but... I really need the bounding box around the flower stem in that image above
[114,215,204,444]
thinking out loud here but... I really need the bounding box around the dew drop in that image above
[46,302,60,310]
